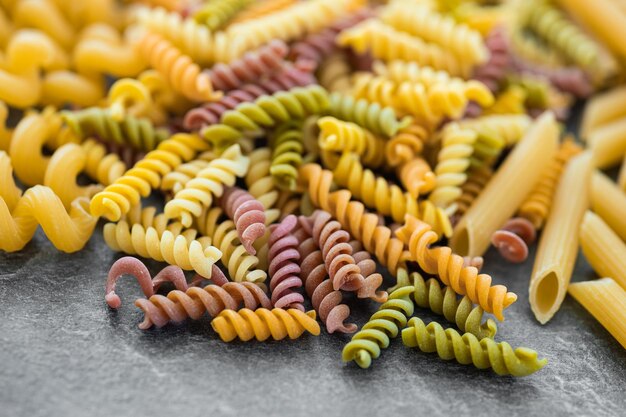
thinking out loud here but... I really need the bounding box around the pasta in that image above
[455,166,493,218]
[472,26,510,93]
[529,151,593,324]
[195,206,267,285]
[0,101,11,151]
[451,112,559,257]
[402,317,547,376]
[396,215,517,321]
[317,52,352,94]
[342,286,414,369]
[587,118,626,169]
[568,278,626,350]
[164,144,249,227]
[318,116,385,169]
[579,211,626,290]
[589,171,626,242]
[220,186,266,255]
[230,0,297,24]
[270,121,304,190]
[268,215,304,310]
[490,217,537,264]
[13,0,76,50]
[385,123,428,167]
[193,0,254,30]
[580,85,626,139]
[210,308,320,342]
[397,157,436,199]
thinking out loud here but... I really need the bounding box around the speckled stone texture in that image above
[1,227,626,417]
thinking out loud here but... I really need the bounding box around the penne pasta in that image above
[568,278,626,350]
[529,151,593,324]
[587,117,626,169]
[556,0,626,59]
[579,211,626,290]
[451,112,558,257]
[580,85,626,139]
[590,171,626,242]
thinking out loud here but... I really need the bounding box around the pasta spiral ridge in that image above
[381,2,488,66]
[327,92,410,137]
[61,107,169,152]
[517,139,582,230]
[164,144,249,227]
[135,282,271,329]
[317,116,385,169]
[268,215,304,310]
[299,163,409,274]
[402,317,547,376]
[396,215,517,321]
[103,220,222,279]
[90,133,210,221]
[136,31,221,103]
[337,19,468,78]
[207,40,289,92]
[429,123,478,209]
[270,121,304,191]
[394,268,497,340]
[0,101,11,151]
[472,26,510,93]
[193,0,254,31]
[161,153,215,194]
[211,308,320,342]
[342,286,414,368]
[220,186,266,255]
[0,184,97,253]
[454,166,493,219]
[81,139,128,186]
[385,123,428,167]
[397,157,436,199]
[195,207,267,285]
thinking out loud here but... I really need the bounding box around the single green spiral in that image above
[342,286,414,369]
[390,268,497,340]
[402,317,547,377]
[470,129,506,169]
[270,121,304,191]
[505,75,549,109]
[327,92,411,137]
[217,85,330,133]
[61,107,169,152]
[194,0,254,30]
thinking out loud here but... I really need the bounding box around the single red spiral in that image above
[220,186,266,255]
[491,217,537,263]
[472,26,510,93]
[268,215,305,310]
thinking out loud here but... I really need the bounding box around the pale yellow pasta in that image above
[40,71,105,107]
[556,0,626,59]
[0,101,11,151]
[579,211,626,290]
[590,171,626,242]
[0,151,21,211]
[587,118,626,169]
[451,112,559,257]
[580,85,626,139]
[13,0,76,50]
[455,114,532,147]
[0,7,13,48]
[619,153,626,191]
[568,278,626,349]
[528,151,593,324]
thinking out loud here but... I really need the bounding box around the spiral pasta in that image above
[270,121,304,190]
[164,144,249,227]
[161,153,215,194]
[326,92,409,138]
[429,123,478,209]
[396,215,517,321]
[517,139,582,230]
[454,166,493,218]
[397,157,436,199]
[472,26,510,93]
[220,186,266,255]
[382,1,488,66]
[396,268,496,339]
[342,286,414,368]
[299,163,409,274]
[90,132,210,221]
[0,102,11,151]
[317,52,353,94]
[135,281,271,329]
[195,206,267,285]
[385,123,428,167]
[402,317,547,376]
[136,31,221,103]
[483,86,527,115]
[267,215,304,310]
[230,0,297,24]
[337,19,468,78]
[317,116,385,169]
[193,0,254,30]
[61,107,169,152]
[211,308,320,342]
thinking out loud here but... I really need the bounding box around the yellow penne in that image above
[580,85,626,139]
[451,112,559,256]
[591,171,626,242]
[556,0,626,59]
[579,211,626,290]
[587,118,626,169]
[568,278,626,350]
[618,153,626,190]
[529,151,593,324]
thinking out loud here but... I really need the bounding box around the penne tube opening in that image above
[529,269,562,324]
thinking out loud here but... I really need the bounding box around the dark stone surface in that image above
[1,227,626,417]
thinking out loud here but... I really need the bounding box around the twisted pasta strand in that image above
[317,116,385,169]
[135,282,271,329]
[220,186,266,255]
[136,31,221,102]
[164,144,249,227]
[193,0,254,30]
[396,215,517,321]
[81,139,128,186]
[270,121,304,190]
[397,157,436,199]
[455,166,493,218]
[342,286,414,368]
[268,215,304,310]
[211,308,320,342]
[402,317,547,376]
[385,123,428,167]
[90,133,210,221]
[0,101,12,151]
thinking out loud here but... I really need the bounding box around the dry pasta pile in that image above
[2,0,626,377]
